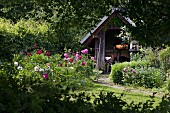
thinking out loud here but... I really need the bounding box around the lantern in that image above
[129,40,139,52]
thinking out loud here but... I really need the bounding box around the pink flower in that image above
[76,53,79,57]
[75,53,79,61]
[123,68,127,72]
[69,58,73,63]
[82,61,86,66]
[76,57,79,61]
[37,49,42,54]
[64,58,68,60]
[46,51,50,56]
[132,69,136,73]
[81,49,88,54]
[27,52,31,56]
[43,73,48,79]
[64,53,69,58]
[91,57,95,61]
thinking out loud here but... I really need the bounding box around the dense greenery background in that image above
[0,0,169,53]
[0,0,170,112]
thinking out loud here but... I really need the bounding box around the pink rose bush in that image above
[13,45,96,88]
[64,53,69,58]
[81,49,88,54]
[122,66,164,88]
[122,67,138,85]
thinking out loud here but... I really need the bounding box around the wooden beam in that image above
[96,29,105,70]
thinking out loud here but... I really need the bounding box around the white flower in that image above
[39,68,44,72]
[17,66,23,70]
[69,67,74,69]
[47,66,50,69]
[14,62,18,66]
[34,66,39,72]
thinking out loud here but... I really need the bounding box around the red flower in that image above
[72,53,76,56]
[79,55,82,60]
[46,51,50,56]
[59,63,62,67]
[27,52,31,56]
[37,49,42,54]
[69,58,73,63]
[34,43,36,48]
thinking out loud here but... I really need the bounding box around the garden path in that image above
[96,74,164,97]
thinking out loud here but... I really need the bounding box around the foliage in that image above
[0,50,170,113]
[0,18,49,61]
[159,46,170,76]
[130,52,142,61]
[122,67,164,88]
[1,0,169,46]
[0,18,82,62]
[110,62,128,84]
[110,61,150,84]
[130,47,160,67]
[1,58,170,112]
[125,0,170,45]
[111,47,167,88]
[0,0,170,112]
[12,46,96,89]
[142,47,160,67]
[131,46,170,79]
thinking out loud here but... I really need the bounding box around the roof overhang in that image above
[80,9,136,46]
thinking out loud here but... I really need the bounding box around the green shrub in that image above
[164,77,170,91]
[0,18,82,62]
[13,47,96,89]
[110,61,150,84]
[130,52,142,61]
[130,60,150,68]
[159,46,170,79]
[1,61,170,112]
[122,67,164,88]
[110,62,130,84]
[144,47,160,67]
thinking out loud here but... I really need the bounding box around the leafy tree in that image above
[0,0,169,62]
[124,0,170,45]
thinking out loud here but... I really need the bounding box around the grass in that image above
[78,82,162,107]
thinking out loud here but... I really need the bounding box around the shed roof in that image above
[80,8,135,45]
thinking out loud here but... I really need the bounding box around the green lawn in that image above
[78,82,162,107]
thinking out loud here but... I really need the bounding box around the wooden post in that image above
[95,29,105,70]
[99,29,105,69]
[95,38,99,69]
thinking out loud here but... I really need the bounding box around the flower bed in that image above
[13,45,96,89]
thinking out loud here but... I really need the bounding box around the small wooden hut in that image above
[80,8,136,70]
